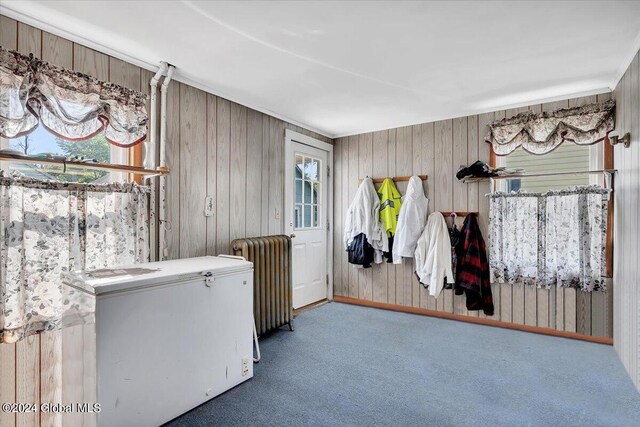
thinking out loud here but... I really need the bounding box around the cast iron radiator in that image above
[230,235,293,336]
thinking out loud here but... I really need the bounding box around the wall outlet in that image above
[274,208,281,219]
[242,356,250,376]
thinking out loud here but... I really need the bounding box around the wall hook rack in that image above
[358,174,428,184]
[440,211,477,217]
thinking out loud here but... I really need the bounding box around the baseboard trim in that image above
[333,296,613,345]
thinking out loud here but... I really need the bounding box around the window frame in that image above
[489,141,614,278]
[132,143,144,183]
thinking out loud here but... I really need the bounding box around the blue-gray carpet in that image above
[166,302,640,426]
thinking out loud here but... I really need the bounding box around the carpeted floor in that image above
[166,302,640,427]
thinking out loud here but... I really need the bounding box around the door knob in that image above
[290,233,296,239]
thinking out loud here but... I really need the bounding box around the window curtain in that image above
[489,186,609,292]
[0,47,147,148]
[0,172,149,343]
[485,101,615,156]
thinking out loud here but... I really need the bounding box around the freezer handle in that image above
[202,271,214,287]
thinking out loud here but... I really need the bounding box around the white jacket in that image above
[344,178,388,263]
[392,176,429,264]
[414,212,454,298]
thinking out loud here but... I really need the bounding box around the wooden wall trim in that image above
[334,296,614,345]
[604,139,614,277]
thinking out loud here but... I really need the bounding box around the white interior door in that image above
[285,134,330,309]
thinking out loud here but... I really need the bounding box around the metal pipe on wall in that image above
[146,61,168,170]
[159,64,176,260]
[146,62,168,262]
[160,65,175,168]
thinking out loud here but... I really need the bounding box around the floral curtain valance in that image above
[0,172,150,343]
[0,46,148,148]
[489,186,609,292]
[485,100,615,156]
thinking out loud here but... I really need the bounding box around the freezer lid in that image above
[64,256,253,296]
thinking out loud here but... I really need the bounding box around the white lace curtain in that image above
[0,47,148,147]
[489,186,609,292]
[0,173,149,343]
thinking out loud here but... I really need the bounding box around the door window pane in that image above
[303,205,312,228]
[313,205,319,227]
[295,179,303,204]
[293,152,323,230]
[294,204,302,228]
[304,180,312,203]
[314,159,320,182]
[296,155,304,174]
[312,182,319,204]
[304,157,316,180]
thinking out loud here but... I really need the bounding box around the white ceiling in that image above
[3,1,640,138]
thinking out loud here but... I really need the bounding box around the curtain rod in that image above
[463,169,616,182]
[0,153,169,176]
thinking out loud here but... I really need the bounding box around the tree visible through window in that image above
[4,125,126,183]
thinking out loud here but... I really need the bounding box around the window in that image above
[492,140,613,277]
[1,126,131,183]
[494,142,604,193]
[294,154,321,229]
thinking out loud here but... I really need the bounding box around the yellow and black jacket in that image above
[378,178,402,261]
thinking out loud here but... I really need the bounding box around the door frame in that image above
[284,129,334,302]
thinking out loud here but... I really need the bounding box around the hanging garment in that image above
[444,222,463,290]
[378,178,402,263]
[455,214,494,316]
[378,178,402,234]
[392,176,429,264]
[347,233,375,268]
[344,177,388,265]
[414,212,454,298]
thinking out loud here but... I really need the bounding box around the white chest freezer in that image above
[67,256,254,427]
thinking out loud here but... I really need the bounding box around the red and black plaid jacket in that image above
[454,214,494,316]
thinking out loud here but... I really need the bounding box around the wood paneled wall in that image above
[0,14,331,427]
[613,48,640,392]
[333,94,613,339]
[164,86,329,261]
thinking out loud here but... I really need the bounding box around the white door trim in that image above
[284,129,334,301]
